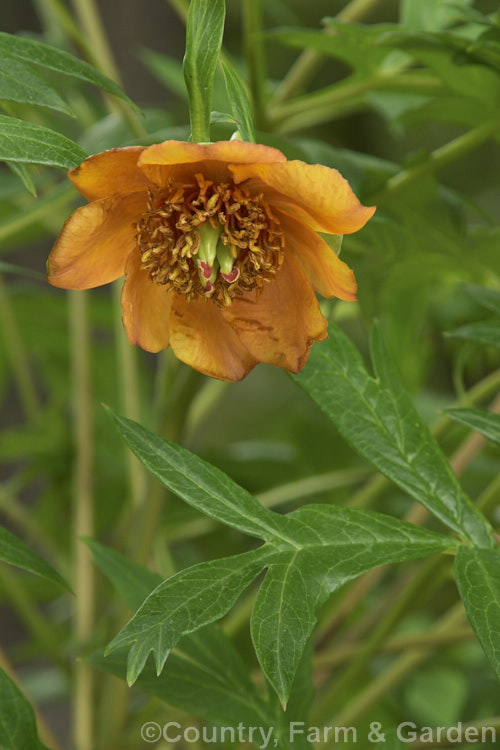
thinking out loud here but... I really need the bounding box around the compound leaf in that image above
[293,323,494,549]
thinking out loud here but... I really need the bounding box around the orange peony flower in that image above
[47,140,375,381]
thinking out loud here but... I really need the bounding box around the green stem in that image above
[478,472,500,517]
[257,468,371,508]
[321,604,465,744]
[0,183,74,250]
[70,291,94,750]
[0,274,40,423]
[243,0,267,128]
[111,282,147,514]
[349,367,500,510]
[312,555,444,723]
[314,625,473,669]
[62,2,146,739]
[39,0,98,62]
[0,482,59,562]
[269,74,440,135]
[271,0,383,105]
[0,565,69,673]
[376,118,500,199]
[70,0,146,138]
[315,381,500,718]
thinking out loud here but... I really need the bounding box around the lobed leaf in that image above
[251,504,456,705]
[108,409,298,546]
[0,115,87,169]
[0,667,52,750]
[183,0,225,141]
[0,32,138,110]
[0,525,71,591]
[87,541,273,729]
[293,323,494,549]
[88,628,272,729]
[455,546,500,682]
[109,408,459,703]
[106,547,269,685]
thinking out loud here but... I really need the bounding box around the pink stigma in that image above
[221,267,240,284]
[198,260,213,280]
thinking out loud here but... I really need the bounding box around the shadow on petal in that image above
[279,213,357,301]
[47,191,148,290]
[222,254,327,374]
[121,252,173,353]
[230,161,375,235]
[69,147,150,201]
[170,295,257,381]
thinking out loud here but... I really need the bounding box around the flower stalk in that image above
[70,291,95,750]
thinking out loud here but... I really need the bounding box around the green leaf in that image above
[463,284,500,317]
[5,162,36,196]
[85,537,162,611]
[293,323,494,549]
[0,260,43,280]
[139,47,187,100]
[0,57,73,115]
[269,23,393,74]
[0,32,138,111]
[86,541,273,729]
[221,58,255,142]
[444,408,500,447]
[0,525,71,591]
[109,406,459,703]
[251,504,455,706]
[447,320,500,349]
[405,666,467,726]
[272,642,314,750]
[400,0,473,32]
[108,409,297,546]
[0,667,52,750]
[88,628,273,728]
[0,115,87,168]
[183,0,225,142]
[455,546,500,682]
[106,547,269,685]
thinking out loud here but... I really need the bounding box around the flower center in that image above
[135,173,284,306]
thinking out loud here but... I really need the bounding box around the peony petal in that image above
[279,213,357,301]
[169,295,257,381]
[138,139,286,185]
[222,254,327,373]
[47,191,147,290]
[230,161,375,235]
[68,147,150,201]
[121,252,172,353]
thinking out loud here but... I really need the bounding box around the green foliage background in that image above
[1,0,500,748]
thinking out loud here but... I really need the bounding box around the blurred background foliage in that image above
[1,0,500,748]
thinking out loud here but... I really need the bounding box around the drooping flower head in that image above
[47,141,374,380]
